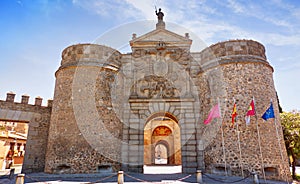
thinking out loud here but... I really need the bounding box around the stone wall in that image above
[0,93,52,173]
[44,44,123,174]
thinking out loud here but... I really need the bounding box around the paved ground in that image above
[0,171,298,184]
[0,166,299,184]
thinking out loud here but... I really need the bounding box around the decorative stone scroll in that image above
[105,51,122,69]
[169,48,190,63]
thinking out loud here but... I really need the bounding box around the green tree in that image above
[280,111,300,179]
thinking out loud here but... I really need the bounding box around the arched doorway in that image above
[144,112,182,173]
[154,141,169,164]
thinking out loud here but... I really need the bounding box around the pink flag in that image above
[204,104,221,125]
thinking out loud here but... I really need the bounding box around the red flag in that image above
[246,100,255,116]
[204,104,221,125]
[231,103,237,127]
[245,99,256,125]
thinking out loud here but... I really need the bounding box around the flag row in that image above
[204,99,275,126]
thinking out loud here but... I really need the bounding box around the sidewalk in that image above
[1,172,296,184]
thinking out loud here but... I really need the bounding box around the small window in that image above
[264,167,277,176]
[212,165,231,175]
[56,164,71,173]
[97,165,112,173]
[10,142,15,151]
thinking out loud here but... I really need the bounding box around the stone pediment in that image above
[130,28,192,50]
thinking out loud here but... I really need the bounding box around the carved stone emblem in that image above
[133,75,180,99]
[153,61,168,76]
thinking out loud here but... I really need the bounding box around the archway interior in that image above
[144,112,182,173]
[154,143,168,164]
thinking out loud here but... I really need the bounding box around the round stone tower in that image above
[45,44,123,173]
[195,40,290,180]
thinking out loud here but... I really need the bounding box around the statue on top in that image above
[155,8,164,21]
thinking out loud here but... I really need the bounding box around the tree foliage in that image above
[281,111,300,155]
[280,111,300,179]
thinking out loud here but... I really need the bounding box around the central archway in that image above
[143,112,182,173]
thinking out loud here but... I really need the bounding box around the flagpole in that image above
[218,98,228,176]
[271,99,288,182]
[236,122,244,177]
[253,96,266,182]
[235,99,244,178]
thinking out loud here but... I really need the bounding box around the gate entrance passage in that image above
[143,112,181,174]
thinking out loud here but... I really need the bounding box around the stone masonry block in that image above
[129,140,139,144]
[6,110,16,120]
[169,106,175,114]
[12,110,22,120]
[129,134,139,140]
[129,123,139,129]
[186,162,198,168]
[0,109,8,119]
[129,156,139,163]
[186,156,197,162]
[129,129,139,135]
[158,102,164,111]
[183,167,197,174]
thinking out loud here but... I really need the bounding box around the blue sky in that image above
[0,0,299,111]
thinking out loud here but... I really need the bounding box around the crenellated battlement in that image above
[1,92,52,107]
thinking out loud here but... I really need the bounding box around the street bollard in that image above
[15,173,25,184]
[196,170,203,184]
[118,171,124,184]
[253,173,259,184]
[9,168,15,179]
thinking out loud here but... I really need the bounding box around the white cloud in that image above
[219,0,294,29]
[125,0,157,20]
[227,0,245,13]
[255,33,300,46]
[72,0,142,21]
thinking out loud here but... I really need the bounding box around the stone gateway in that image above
[0,11,291,181]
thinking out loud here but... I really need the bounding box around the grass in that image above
[295,174,300,181]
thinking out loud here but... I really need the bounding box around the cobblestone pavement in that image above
[0,172,299,184]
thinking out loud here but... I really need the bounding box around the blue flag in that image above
[262,102,275,120]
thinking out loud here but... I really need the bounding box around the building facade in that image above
[0,121,27,170]
[0,12,291,181]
